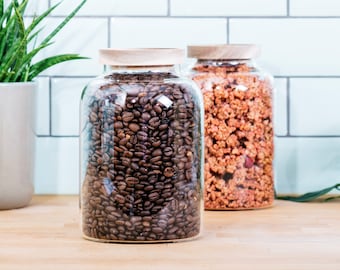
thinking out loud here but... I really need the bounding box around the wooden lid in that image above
[99,48,185,66]
[187,44,261,60]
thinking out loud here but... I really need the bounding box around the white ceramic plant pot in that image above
[0,82,35,210]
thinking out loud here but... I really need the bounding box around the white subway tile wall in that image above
[34,78,50,136]
[275,137,340,193]
[290,0,340,16]
[35,17,108,76]
[50,0,168,16]
[230,19,340,76]
[273,78,288,136]
[290,79,340,136]
[51,78,90,136]
[35,137,79,194]
[110,18,227,48]
[170,0,287,16]
[3,0,48,15]
[29,0,340,194]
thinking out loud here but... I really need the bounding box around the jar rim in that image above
[99,48,185,67]
[187,44,261,60]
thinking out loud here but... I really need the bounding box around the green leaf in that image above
[276,183,340,202]
[0,1,13,27]
[25,2,61,36]
[0,27,29,81]
[12,41,53,82]
[0,0,30,81]
[0,0,3,18]
[28,54,88,80]
[39,0,86,47]
[0,4,17,58]
[13,4,25,38]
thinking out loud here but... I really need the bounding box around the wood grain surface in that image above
[0,196,339,270]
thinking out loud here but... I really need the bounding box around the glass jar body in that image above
[191,59,274,210]
[80,67,203,242]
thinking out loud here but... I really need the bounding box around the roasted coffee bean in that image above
[164,167,174,177]
[151,149,162,157]
[119,138,128,146]
[81,72,201,242]
[129,123,140,132]
[137,131,148,141]
[150,156,161,163]
[163,147,173,157]
[126,177,139,185]
[122,112,134,122]
[149,117,160,127]
[141,112,151,122]
[151,140,161,147]
[115,194,125,204]
[148,192,160,201]
[153,104,162,114]
[114,121,123,129]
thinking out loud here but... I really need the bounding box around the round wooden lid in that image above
[187,44,261,60]
[99,48,185,66]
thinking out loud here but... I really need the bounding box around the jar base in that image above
[204,202,275,211]
[82,233,201,244]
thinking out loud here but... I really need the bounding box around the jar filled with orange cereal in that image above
[188,44,274,210]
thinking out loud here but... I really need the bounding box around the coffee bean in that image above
[115,194,125,204]
[159,124,168,130]
[150,156,161,163]
[149,117,160,128]
[164,167,174,177]
[134,151,144,158]
[151,227,163,234]
[153,104,162,114]
[129,123,140,132]
[142,112,151,122]
[163,147,173,157]
[123,151,133,158]
[116,180,126,190]
[151,149,162,157]
[151,140,161,147]
[126,177,139,185]
[119,137,129,146]
[122,112,134,122]
[148,192,160,202]
[131,162,139,171]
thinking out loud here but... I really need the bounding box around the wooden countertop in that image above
[0,196,339,270]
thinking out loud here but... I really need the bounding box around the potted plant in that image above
[0,0,87,209]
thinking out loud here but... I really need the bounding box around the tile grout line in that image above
[226,18,230,44]
[48,77,52,136]
[37,135,79,138]
[275,135,340,138]
[275,75,340,78]
[287,0,290,16]
[31,15,340,19]
[167,0,171,16]
[286,77,291,136]
[108,17,111,48]
[44,75,340,80]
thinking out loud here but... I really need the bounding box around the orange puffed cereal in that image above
[192,61,274,210]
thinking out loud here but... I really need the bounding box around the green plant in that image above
[276,183,340,202]
[0,0,87,82]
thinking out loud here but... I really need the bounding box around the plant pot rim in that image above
[0,81,36,87]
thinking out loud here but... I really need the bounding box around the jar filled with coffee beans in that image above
[80,48,203,242]
[188,44,274,210]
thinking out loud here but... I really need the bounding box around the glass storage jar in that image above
[188,44,274,210]
[80,48,203,242]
